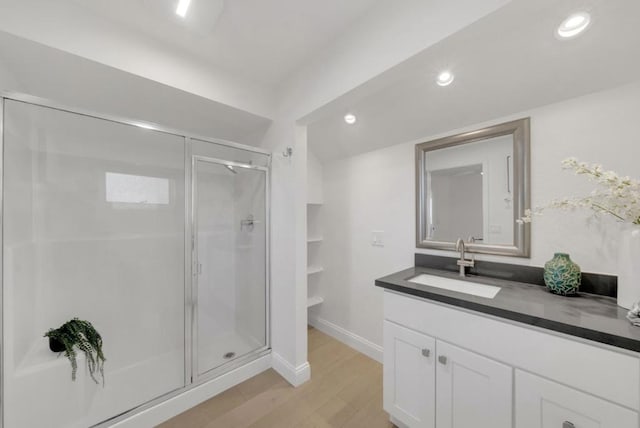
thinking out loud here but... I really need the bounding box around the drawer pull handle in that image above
[421,348,430,357]
[438,355,448,365]
[563,422,575,428]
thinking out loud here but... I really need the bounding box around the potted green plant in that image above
[44,318,106,385]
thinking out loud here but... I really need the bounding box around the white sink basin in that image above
[408,273,501,299]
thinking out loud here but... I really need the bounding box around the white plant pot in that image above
[617,225,640,309]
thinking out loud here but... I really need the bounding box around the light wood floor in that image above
[158,326,393,428]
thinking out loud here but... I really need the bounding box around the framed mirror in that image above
[416,118,530,257]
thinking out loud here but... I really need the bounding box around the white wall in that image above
[307,151,324,204]
[259,122,310,385]
[312,80,640,352]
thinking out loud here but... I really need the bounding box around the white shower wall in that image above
[233,170,267,348]
[196,165,239,375]
[197,169,237,333]
[3,100,186,428]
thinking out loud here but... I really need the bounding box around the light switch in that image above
[372,230,384,247]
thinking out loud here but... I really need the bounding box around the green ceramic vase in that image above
[543,253,581,296]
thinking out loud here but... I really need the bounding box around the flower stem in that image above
[590,202,626,221]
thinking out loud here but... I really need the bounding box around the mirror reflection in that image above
[426,135,513,245]
[416,118,530,257]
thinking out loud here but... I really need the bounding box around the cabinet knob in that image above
[562,423,575,428]
[438,355,448,365]
[421,348,430,357]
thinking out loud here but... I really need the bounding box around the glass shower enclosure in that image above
[0,94,270,428]
[192,153,268,377]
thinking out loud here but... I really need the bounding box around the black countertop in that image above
[375,266,640,353]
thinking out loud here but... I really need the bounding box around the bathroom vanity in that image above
[395,114,640,428]
[376,256,640,428]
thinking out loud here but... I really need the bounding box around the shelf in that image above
[307,237,323,243]
[307,296,324,308]
[307,266,324,275]
[307,202,323,206]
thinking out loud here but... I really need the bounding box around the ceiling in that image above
[0,30,272,145]
[307,0,640,161]
[69,0,381,86]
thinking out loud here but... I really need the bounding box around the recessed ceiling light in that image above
[176,0,192,17]
[557,12,591,39]
[344,113,357,125]
[436,71,454,86]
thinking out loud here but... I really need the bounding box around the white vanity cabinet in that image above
[384,320,512,428]
[383,321,435,428]
[435,341,512,428]
[515,370,638,428]
[383,290,640,428]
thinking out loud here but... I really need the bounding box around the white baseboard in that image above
[271,352,311,387]
[112,354,271,428]
[308,313,383,363]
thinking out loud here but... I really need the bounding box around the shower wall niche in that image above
[1,96,270,428]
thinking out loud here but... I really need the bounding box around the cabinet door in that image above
[436,340,512,428]
[383,320,436,428]
[515,370,638,428]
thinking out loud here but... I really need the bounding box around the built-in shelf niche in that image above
[307,149,324,312]
[307,296,324,308]
[307,266,324,275]
[307,202,323,308]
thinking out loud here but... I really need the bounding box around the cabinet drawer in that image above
[384,290,640,410]
[515,370,638,428]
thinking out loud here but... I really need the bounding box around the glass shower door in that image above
[193,156,268,377]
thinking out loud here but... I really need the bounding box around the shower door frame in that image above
[0,91,272,428]
[190,155,271,383]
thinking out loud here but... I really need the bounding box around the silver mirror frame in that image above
[416,118,531,257]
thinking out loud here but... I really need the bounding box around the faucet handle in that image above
[457,258,475,268]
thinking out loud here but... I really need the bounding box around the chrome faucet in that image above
[455,238,475,277]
